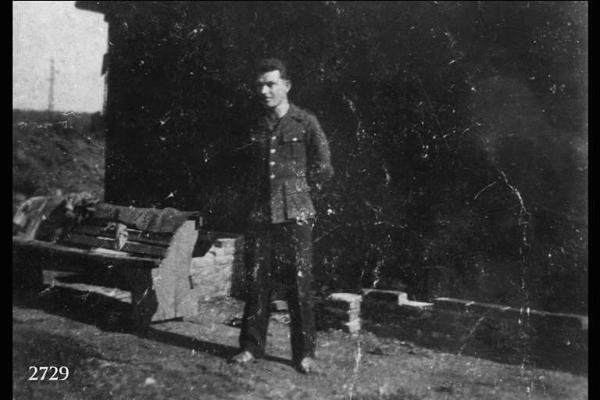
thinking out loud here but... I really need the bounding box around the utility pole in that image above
[48,58,55,112]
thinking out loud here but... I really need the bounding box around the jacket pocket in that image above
[280,128,306,159]
[284,180,315,220]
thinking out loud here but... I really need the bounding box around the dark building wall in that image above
[102,4,181,206]
[79,1,587,313]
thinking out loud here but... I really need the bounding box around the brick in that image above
[327,292,362,304]
[434,299,586,330]
[396,302,433,319]
[315,294,362,334]
[399,300,433,309]
[540,312,587,330]
[322,300,360,312]
[315,312,360,332]
[500,306,548,323]
[427,309,469,335]
[270,300,288,312]
[362,289,408,305]
[466,301,512,316]
[433,297,473,312]
[512,309,589,330]
[361,299,403,316]
[318,306,360,321]
[342,319,361,334]
[324,293,362,310]
[190,234,245,300]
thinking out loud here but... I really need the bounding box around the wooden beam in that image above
[71,224,172,246]
[60,233,167,258]
[13,237,160,270]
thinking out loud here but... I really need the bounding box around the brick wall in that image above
[190,234,245,300]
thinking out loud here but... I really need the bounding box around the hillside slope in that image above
[12,110,105,211]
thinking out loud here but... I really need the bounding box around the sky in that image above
[13,1,108,113]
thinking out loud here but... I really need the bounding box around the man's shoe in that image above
[229,350,255,365]
[296,357,318,374]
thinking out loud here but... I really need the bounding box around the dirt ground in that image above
[13,280,587,400]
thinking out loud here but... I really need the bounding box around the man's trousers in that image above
[239,219,316,363]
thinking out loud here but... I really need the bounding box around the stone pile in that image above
[190,234,245,300]
[315,293,362,334]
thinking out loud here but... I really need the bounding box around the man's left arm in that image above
[306,115,334,191]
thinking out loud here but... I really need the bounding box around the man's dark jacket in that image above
[246,104,334,224]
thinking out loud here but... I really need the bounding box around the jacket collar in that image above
[286,104,303,121]
[253,104,303,140]
[260,103,302,123]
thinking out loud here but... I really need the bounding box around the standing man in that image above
[230,58,334,373]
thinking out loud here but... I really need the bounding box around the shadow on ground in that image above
[12,284,291,367]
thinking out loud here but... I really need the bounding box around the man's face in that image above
[255,70,291,109]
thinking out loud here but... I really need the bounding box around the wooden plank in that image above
[149,220,199,321]
[60,233,166,258]
[61,232,114,248]
[122,242,166,258]
[126,231,172,246]
[84,211,202,234]
[69,224,117,238]
[71,224,173,245]
[13,237,160,269]
[69,224,111,236]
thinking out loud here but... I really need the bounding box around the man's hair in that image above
[255,58,291,81]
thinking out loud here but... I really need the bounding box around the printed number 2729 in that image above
[28,366,69,381]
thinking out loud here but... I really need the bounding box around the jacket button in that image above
[271,136,277,141]
[292,137,298,142]
[270,149,276,154]
[269,161,276,166]
[270,174,276,179]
